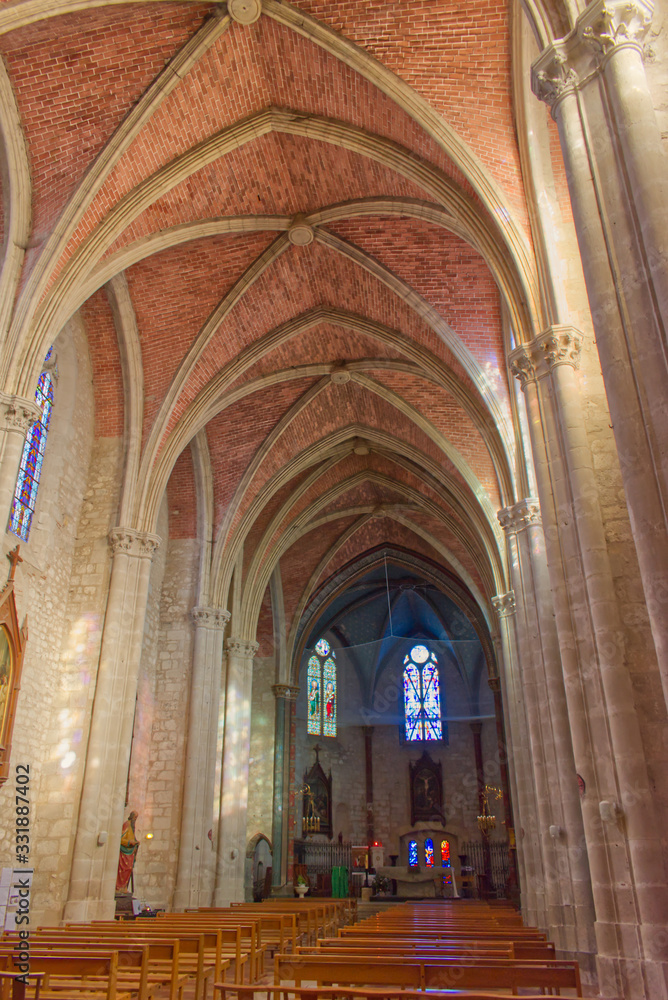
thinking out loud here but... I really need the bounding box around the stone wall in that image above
[0,315,125,924]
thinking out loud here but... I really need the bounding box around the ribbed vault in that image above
[0,0,539,647]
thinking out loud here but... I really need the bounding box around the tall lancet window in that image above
[9,348,55,541]
[403,644,442,741]
[307,638,337,737]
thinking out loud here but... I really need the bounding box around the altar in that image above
[377,826,461,898]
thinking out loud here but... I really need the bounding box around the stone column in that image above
[173,606,230,910]
[271,683,299,889]
[492,594,546,929]
[510,330,668,999]
[532,0,668,716]
[499,499,596,976]
[64,526,160,921]
[0,393,41,529]
[213,636,259,906]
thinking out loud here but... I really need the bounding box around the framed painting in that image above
[0,559,28,786]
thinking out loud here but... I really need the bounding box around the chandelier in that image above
[299,782,320,834]
[478,784,502,834]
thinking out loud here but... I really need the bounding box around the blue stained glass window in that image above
[9,357,55,541]
[408,840,418,867]
[403,661,422,741]
[403,645,442,741]
[307,639,336,737]
[425,838,434,868]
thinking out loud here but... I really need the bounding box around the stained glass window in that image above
[424,838,434,868]
[403,645,442,741]
[408,840,418,867]
[9,351,55,541]
[306,638,336,737]
[307,655,321,735]
[323,657,336,737]
[441,840,451,867]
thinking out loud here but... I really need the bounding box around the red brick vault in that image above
[0,0,541,641]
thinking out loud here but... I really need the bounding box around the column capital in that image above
[272,683,300,700]
[191,606,231,630]
[109,526,161,557]
[509,326,583,388]
[492,591,516,619]
[498,498,542,533]
[532,1,653,114]
[225,636,259,659]
[0,392,42,433]
[578,0,653,62]
[532,43,579,112]
[488,676,502,694]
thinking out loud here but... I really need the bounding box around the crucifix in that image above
[6,546,22,584]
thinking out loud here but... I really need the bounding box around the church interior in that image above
[0,0,667,996]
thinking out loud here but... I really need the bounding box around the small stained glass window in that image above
[441,840,451,867]
[306,638,336,737]
[9,351,55,541]
[425,838,434,868]
[408,840,418,867]
[403,646,442,741]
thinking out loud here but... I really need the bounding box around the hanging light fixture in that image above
[477,784,502,834]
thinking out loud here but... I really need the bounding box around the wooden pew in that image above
[274,953,583,995]
[155,915,260,979]
[5,934,189,1000]
[0,951,133,1000]
[310,935,556,961]
[0,971,44,1000]
[187,910,298,956]
[69,925,222,999]
[338,925,546,942]
[216,987,552,1000]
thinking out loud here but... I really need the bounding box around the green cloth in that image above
[331,866,349,898]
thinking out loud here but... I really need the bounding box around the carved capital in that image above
[272,683,300,701]
[227,0,262,23]
[532,45,579,111]
[109,527,161,558]
[492,592,516,619]
[191,606,231,630]
[225,637,259,659]
[498,498,542,533]
[509,326,583,387]
[579,0,653,60]
[0,393,42,433]
[488,676,502,694]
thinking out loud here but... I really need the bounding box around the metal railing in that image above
[294,839,352,881]
[461,839,510,897]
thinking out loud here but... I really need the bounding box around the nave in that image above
[0,898,591,999]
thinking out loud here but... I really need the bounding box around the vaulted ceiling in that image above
[0,0,569,647]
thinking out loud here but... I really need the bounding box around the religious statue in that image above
[116,811,139,892]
